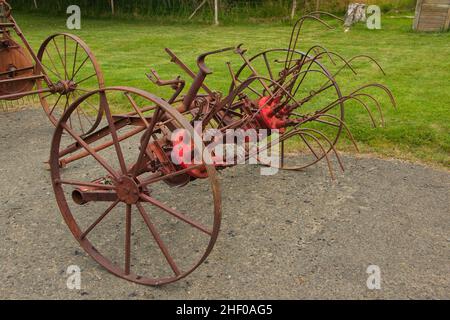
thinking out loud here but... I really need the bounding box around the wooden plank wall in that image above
[414,0,450,31]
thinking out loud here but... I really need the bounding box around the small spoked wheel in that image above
[50,87,221,285]
[37,33,104,136]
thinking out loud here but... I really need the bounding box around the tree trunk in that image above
[214,0,219,25]
[291,0,297,20]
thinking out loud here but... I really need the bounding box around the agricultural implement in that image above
[1,2,395,286]
[0,0,103,134]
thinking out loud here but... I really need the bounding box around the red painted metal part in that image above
[255,96,287,133]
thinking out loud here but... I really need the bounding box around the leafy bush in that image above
[10,0,417,20]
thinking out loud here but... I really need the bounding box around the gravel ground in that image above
[0,109,449,300]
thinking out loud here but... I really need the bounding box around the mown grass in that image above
[12,13,450,168]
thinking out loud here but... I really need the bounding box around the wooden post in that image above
[291,0,297,20]
[110,0,115,15]
[445,6,450,31]
[214,0,219,25]
[413,0,423,30]
[315,0,321,18]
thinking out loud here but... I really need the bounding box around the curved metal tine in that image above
[309,11,345,22]
[300,94,360,121]
[278,45,335,68]
[320,55,386,90]
[299,50,358,94]
[349,95,378,127]
[300,127,345,172]
[305,45,337,66]
[291,66,334,102]
[313,113,360,152]
[286,15,334,70]
[352,92,385,127]
[293,51,337,95]
[348,55,386,75]
[297,130,335,180]
[350,83,397,110]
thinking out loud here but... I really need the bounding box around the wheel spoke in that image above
[76,105,85,133]
[77,104,95,127]
[74,90,99,112]
[44,49,63,79]
[53,38,68,80]
[76,73,97,86]
[131,106,162,178]
[125,204,132,275]
[299,133,320,159]
[136,202,181,276]
[80,200,120,239]
[64,36,68,80]
[71,55,90,82]
[61,122,119,179]
[71,42,79,80]
[140,193,212,236]
[49,94,63,115]
[41,61,63,80]
[125,92,149,127]
[100,92,128,174]
[262,53,274,80]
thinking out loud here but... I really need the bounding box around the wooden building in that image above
[413,0,450,31]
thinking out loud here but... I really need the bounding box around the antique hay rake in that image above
[0,0,103,134]
[2,6,395,285]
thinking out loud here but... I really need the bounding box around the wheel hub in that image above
[115,176,140,204]
[54,80,77,94]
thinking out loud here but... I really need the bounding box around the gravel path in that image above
[0,109,449,299]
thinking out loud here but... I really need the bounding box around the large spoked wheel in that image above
[37,33,104,136]
[231,48,346,172]
[50,87,221,285]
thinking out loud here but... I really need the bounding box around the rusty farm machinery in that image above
[1,2,395,285]
[0,0,104,133]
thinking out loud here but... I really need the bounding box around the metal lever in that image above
[146,68,185,104]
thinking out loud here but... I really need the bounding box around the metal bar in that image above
[165,48,213,95]
[0,74,44,84]
[0,87,52,100]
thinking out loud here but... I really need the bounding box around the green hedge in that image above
[9,0,417,20]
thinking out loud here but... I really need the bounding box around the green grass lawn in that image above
[11,14,450,168]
